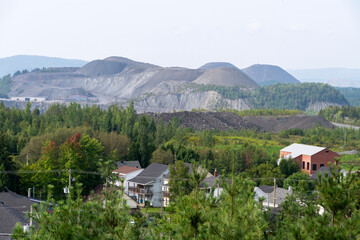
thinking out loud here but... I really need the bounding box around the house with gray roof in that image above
[254,185,292,208]
[161,166,222,207]
[115,160,141,169]
[127,163,169,207]
[0,188,41,240]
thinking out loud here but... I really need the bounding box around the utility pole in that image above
[273,178,276,208]
[344,129,347,147]
[68,169,72,190]
[160,178,163,216]
[30,206,33,226]
[26,154,29,165]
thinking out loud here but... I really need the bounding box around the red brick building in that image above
[279,143,340,175]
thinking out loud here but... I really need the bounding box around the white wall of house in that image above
[162,180,170,207]
[114,169,143,192]
[213,187,223,197]
[151,170,169,207]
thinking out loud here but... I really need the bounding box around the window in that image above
[307,162,309,170]
[320,164,324,168]
[312,164,317,171]
[303,162,305,169]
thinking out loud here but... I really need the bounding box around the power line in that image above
[0,170,337,182]
[0,169,101,175]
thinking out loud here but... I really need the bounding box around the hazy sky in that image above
[0,0,359,69]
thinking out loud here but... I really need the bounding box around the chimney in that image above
[214,169,217,177]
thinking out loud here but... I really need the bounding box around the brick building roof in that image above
[280,143,326,158]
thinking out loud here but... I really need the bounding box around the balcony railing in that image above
[163,191,170,198]
[128,187,153,196]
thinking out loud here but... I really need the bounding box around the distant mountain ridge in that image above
[0,55,88,77]
[288,68,360,87]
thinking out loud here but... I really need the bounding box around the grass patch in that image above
[340,154,360,171]
[140,207,167,214]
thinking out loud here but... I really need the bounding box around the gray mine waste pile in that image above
[146,112,334,132]
[146,111,260,131]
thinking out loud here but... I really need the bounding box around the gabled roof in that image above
[256,185,292,205]
[128,163,169,185]
[280,143,326,158]
[258,185,274,194]
[266,188,292,205]
[113,166,142,175]
[115,161,141,169]
[199,175,221,188]
[0,188,40,236]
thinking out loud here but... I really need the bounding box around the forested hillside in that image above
[337,87,360,106]
[320,105,360,126]
[0,74,11,98]
[249,83,349,110]
[194,82,349,110]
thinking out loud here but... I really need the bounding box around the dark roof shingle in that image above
[0,189,40,236]
[258,185,274,193]
[128,163,168,185]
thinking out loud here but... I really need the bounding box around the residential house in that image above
[112,165,143,193]
[199,171,222,197]
[0,188,42,240]
[115,160,141,169]
[162,167,222,207]
[278,143,340,175]
[127,163,169,207]
[254,185,292,208]
[162,173,170,207]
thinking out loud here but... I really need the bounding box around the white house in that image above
[161,167,223,207]
[254,185,292,208]
[127,163,169,207]
[112,166,143,193]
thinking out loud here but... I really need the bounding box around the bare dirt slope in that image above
[243,115,334,132]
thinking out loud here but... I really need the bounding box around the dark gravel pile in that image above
[146,112,335,132]
[243,115,334,132]
[146,111,260,131]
